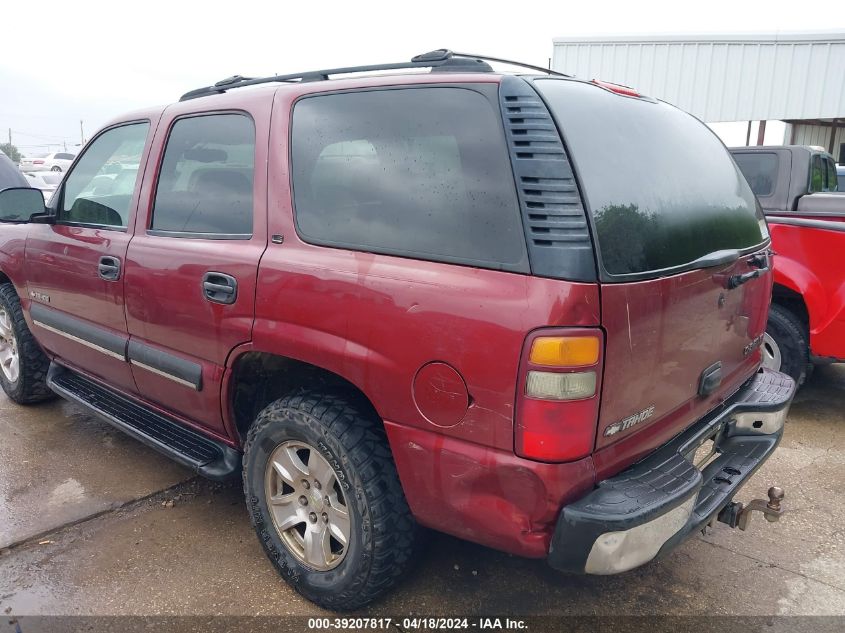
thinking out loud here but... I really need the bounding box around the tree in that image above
[0,143,21,164]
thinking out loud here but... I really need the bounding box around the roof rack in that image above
[179,49,570,101]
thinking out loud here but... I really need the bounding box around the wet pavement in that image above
[0,366,843,620]
[0,397,192,549]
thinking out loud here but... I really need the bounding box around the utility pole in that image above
[7,128,10,147]
[80,120,84,145]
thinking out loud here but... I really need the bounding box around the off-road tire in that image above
[243,390,421,610]
[0,283,53,404]
[767,303,810,387]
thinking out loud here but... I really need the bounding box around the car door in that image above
[123,99,270,438]
[24,120,154,394]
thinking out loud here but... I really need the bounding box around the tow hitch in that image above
[717,486,785,530]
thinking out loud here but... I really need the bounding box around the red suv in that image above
[0,51,794,609]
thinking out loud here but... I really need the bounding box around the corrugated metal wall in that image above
[552,32,845,122]
[790,123,844,157]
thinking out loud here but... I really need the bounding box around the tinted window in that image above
[291,88,526,270]
[826,158,838,192]
[534,79,767,278]
[838,168,845,191]
[61,123,149,228]
[151,114,255,236]
[732,152,779,197]
[810,155,825,192]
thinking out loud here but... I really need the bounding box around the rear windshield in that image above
[732,152,779,197]
[534,79,768,278]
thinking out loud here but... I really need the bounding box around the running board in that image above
[47,363,240,480]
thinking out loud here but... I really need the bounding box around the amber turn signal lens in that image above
[529,336,600,367]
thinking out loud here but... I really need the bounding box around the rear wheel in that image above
[0,284,53,404]
[763,303,810,387]
[243,390,421,610]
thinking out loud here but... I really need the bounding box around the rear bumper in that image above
[548,367,795,574]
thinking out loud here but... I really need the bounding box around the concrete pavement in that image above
[0,366,844,620]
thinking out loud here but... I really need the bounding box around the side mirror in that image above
[0,187,48,223]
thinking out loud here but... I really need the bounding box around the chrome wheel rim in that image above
[761,332,782,371]
[264,440,351,571]
[0,308,19,383]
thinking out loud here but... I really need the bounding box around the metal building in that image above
[552,31,845,158]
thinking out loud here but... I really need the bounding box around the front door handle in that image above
[202,272,237,305]
[98,256,121,281]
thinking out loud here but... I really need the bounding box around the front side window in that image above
[290,87,526,270]
[151,114,255,236]
[60,122,149,228]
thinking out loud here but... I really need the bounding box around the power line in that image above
[9,129,76,141]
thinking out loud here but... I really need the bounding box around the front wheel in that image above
[0,284,53,404]
[243,390,422,610]
[50,166,62,172]
[762,304,810,387]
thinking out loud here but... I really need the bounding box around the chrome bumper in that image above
[548,368,795,575]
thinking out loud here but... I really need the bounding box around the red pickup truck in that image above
[730,146,845,386]
[0,51,794,609]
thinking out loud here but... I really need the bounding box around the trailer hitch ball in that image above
[764,486,784,521]
[736,486,785,531]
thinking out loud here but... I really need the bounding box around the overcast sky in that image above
[2,0,843,154]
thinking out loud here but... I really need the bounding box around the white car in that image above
[22,171,62,203]
[19,152,76,172]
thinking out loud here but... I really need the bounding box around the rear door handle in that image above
[98,256,121,281]
[202,272,237,304]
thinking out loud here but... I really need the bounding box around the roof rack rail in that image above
[179,49,570,101]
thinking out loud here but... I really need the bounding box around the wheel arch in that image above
[771,283,809,329]
[226,350,383,444]
[772,256,824,332]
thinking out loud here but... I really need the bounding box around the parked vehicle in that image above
[22,171,62,203]
[0,151,28,190]
[19,151,76,172]
[0,51,794,610]
[730,145,845,386]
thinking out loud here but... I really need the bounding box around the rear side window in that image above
[290,87,527,270]
[534,79,767,278]
[151,113,255,236]
[732,152,779,197]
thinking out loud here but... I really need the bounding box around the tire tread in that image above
[0,283,53,404]
[243,389,420,610]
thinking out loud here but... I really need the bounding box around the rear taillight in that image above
[33,160,44,165]
[515,328,604,462]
